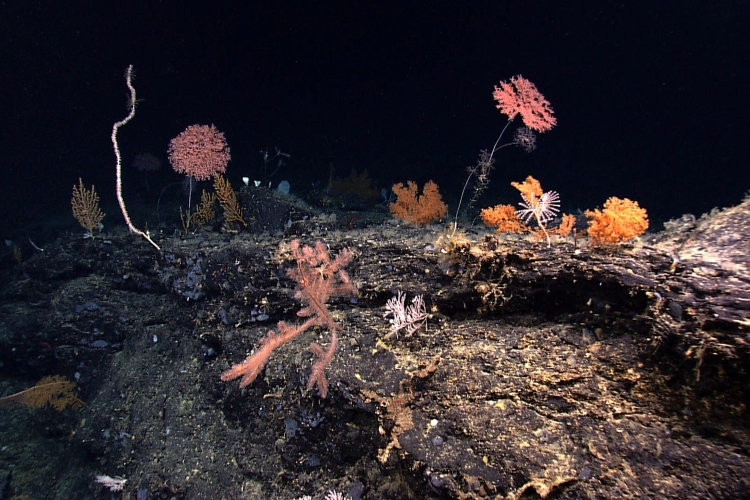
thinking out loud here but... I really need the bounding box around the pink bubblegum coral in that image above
[168,124,231,181]
[493,75,556,133]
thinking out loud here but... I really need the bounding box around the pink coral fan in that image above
[493,75,557,133]
[168,124,231,181]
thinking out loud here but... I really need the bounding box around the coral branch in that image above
[221,240,356,397]
[220,319,313,388]
[307,332,338,398]
[71,178,105,235]
[0,375,85,411]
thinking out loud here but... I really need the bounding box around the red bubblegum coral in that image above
[168,124,231,181]
[493,75,556,133]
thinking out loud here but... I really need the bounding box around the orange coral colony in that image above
[510,175,544,201]
[390,180,448,225]
[480,204,528,233]
[585,196,648,246]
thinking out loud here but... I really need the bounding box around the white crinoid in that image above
[516,190,561,246]
[516,190,560,224]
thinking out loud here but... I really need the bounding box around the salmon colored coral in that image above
[493,75,557,133]
[585,197,648,246]
[390,180,448,225]
[451,76,555,237]
[220,240,356,398]
[168,124,231,181]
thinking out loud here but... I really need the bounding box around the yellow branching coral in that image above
[71,178,105,235]
[191,189,217,226]
[585,197,648,246]
[553,214,576,237]
[0,375,85,411]
[214,175,247,227]
[390,180,448,226]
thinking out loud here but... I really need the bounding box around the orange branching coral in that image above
[191,189,217,227]
[585,197,648,246]
[553,214,576,237]
[530,213,577,241]
[390,180,448,225]
[510,175,543,200]
[480,204,528,233]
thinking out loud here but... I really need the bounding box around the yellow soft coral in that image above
[585,197,648,246]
